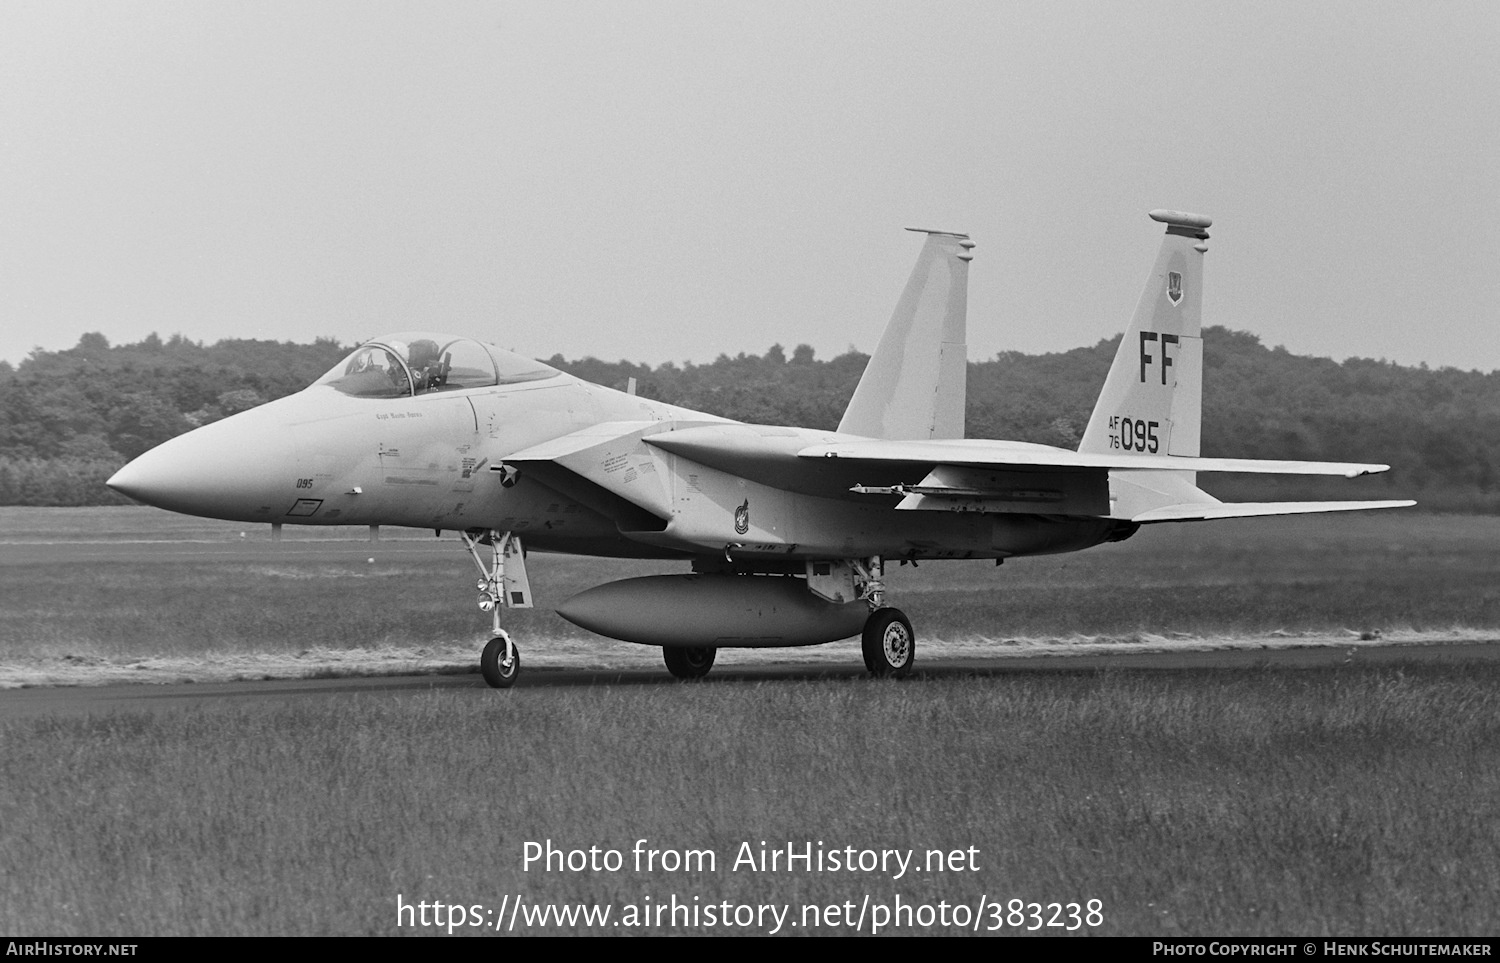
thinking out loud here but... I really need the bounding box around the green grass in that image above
[2,667,1498,935]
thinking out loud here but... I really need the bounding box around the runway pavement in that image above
[3,639,1498,719]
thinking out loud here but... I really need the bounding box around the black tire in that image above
[480,636,520,688]
[862,608,914,677]
[663,646,716,680]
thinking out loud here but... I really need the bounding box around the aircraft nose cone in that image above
[105,460,153,502]
[106,402,303,521]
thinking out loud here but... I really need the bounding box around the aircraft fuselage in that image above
[109,370,1124,561]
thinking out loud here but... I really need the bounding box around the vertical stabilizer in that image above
[838,229,971,440]
[1079,210,1210,459]
[1080,210,1212,519]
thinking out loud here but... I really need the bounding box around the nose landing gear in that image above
[462,529,531,689]
[481,632,521,688]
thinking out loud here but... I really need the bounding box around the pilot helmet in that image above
[408,339,440,368]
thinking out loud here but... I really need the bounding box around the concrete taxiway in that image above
[3,640,1497,720]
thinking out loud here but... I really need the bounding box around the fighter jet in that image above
[107,211,1413,687]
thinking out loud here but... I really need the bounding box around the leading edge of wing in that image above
[1132,499,1417,523]
[797,439,1392,478]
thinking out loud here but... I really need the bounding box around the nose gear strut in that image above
[461,529,532,687]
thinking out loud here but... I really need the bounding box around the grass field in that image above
[2,507,1500,936]
[2,667,1498,935]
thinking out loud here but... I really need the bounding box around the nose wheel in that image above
[462,530,532,689]
[862,607,914,677]
[481,633,521,688]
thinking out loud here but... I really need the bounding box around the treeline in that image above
[3,328,1498,510]
[0,333,348,506]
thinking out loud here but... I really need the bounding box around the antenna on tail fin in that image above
[837,229,972,440]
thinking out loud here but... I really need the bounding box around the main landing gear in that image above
[861,607,914,677]
[462,530,532,689]
[663,646,716,680]
[851,558,914,678]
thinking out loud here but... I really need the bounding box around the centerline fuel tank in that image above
[556,574,868,648]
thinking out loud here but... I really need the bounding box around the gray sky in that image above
[3,0,1496,371]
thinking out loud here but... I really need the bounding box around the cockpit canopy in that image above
[314,332,559,399]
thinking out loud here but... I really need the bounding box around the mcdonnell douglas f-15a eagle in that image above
[107,211,1413,687]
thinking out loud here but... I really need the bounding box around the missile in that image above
[556,575,868,647]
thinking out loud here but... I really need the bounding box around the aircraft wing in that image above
[1128,500,1416,523]
[793,438,1412,520]
[796,439,1391,477]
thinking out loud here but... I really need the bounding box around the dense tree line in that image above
[0,333,347,506]
[3,328,1497,509]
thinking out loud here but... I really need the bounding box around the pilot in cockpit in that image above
[407,338,448,393]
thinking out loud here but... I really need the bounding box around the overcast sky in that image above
[3,1,1496,372]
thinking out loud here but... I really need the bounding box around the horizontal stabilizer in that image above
[1131,499,1416,523]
